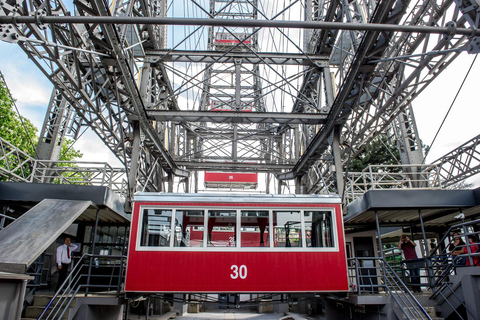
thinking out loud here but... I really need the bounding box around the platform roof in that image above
[345,189,480,230]
[0,181,129,223]
[0,182,130,274]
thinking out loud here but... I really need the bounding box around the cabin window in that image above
[240,210,269,247]
[140,209,173,247]
[173,210,205,247]
[304,211,334,247]
[207,210,237,247]
[273,211,302,248]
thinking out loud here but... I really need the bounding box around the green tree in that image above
[0,77,38,156]
[0,74,83,181]
[348,135,400,172]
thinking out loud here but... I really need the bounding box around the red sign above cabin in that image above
[204,172,258,189]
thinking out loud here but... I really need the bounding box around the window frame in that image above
[136,205,338,252]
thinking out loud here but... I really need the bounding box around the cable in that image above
[424,54,478,161]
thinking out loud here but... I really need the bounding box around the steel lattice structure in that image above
[1,0,480,203]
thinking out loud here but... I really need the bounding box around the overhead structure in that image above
[1,0,480,199]
[195,0,267,192]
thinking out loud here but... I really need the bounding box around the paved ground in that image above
[136,310,326,320]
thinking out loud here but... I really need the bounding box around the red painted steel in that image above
[214,33,252,45]
[125,201,348,293]
[204,172,258,183]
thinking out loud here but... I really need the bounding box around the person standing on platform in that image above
[398,234,421,292]
[464,235,480,266]
[449,232,466,266]
[56,237,78,292]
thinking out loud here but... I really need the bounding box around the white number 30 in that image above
[230,265,247,279]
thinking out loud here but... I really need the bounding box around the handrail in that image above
[37,253,125,320]
[348,257,431,320]
[428,218,480,257]
[381,259,431,320]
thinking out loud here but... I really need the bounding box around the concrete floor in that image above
[137,310,325,320]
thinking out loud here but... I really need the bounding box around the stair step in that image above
[24,306,70,320]
[33,294,77,307]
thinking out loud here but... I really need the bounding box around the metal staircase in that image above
[427,221,480,320]
[348,257,432,320]
[35,253,126,320]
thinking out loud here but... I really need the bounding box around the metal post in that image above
[168,173,174,192]
[295,176,302,194]
[418,210,428,258]
[127,121,141,212]
[86,208,100,296]
[461,211,474,266]
[332,126,345,197]
[118,225,128,293]
[375,210,384,259]
[146,296,150,320]
[375,210,387,292]
[418,209,433,287]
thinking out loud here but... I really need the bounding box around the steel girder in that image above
[0,0,187,192]
[289,0,478,195]
[431,134,480,188]
[191,0,284,190]
[1,0,480,195]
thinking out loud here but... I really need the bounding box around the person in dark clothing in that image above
[398,234,421,292]
[449,232,466,265]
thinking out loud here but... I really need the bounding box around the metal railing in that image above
[25,253,53,305]
[37,253,126,320]
[344,164,443,203]
[32,160,127,195]
[0,136,127,196]
[0,211,16,230]
[348,257,431,320]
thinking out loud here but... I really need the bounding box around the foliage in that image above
[59,138,83,162]
[0,79,38,156]
[0,75,83,182]
[348,135,400,172]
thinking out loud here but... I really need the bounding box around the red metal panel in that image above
[205,172,257,183]
[125,251,348,293]
[125,202,348,293]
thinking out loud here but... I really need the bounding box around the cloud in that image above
[0,42,52,129]
[74,130,124,167]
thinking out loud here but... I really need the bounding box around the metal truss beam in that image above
[431,134,480,188]
[278,0,399,180]
[147,110,327,124]
[175,161,292,173]
[1,16,479,36]
[145,50,329,66]
[2,0,480,195]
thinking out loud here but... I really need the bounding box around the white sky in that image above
[0,2,479,187]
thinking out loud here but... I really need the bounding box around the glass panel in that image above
[207,210,237,247]
[241,211,270,247]
[140,208,173,247]
[304,211,334,247]
[173,210,205,247]
[84,226,92,243]
[273,211,301,248]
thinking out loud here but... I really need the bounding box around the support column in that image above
[418,209,434,288]
[168,173,174,192]
[375,210,384,259]
[86,208,100,295]
[332,126,345,197]
[126,121,141,212]
[295,176,302,194]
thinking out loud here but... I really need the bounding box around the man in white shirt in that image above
[55,237,78,292]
